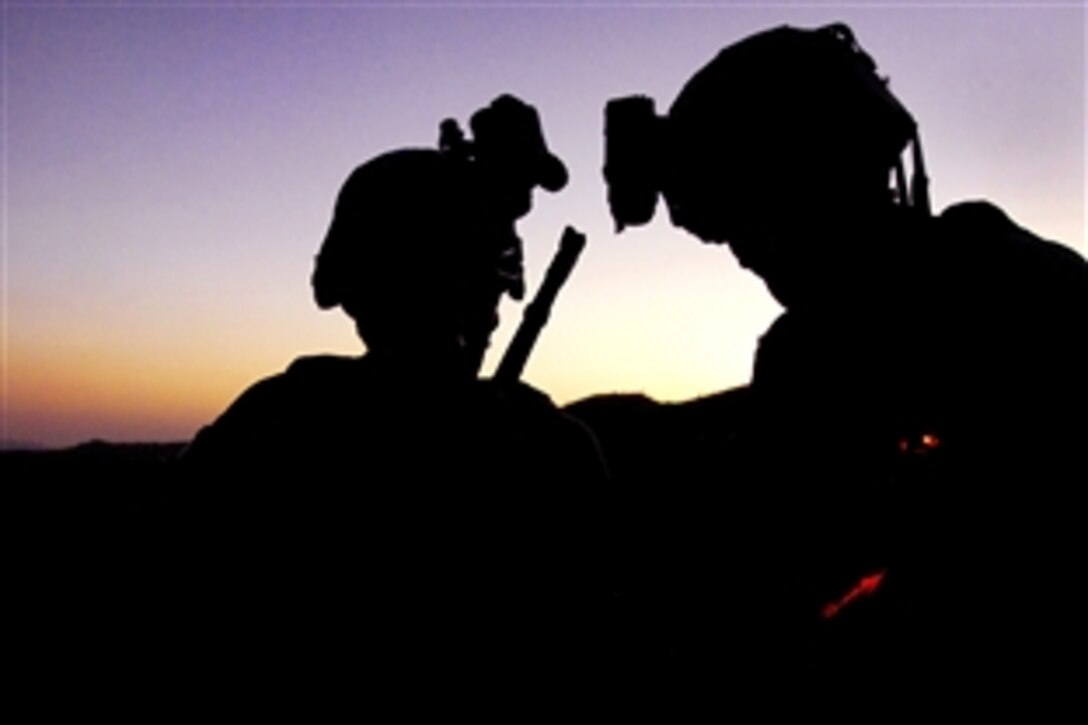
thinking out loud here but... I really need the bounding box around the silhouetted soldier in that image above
[603,24,1086,690]
[176,96,608,696]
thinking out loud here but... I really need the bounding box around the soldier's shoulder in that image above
[478,379,609,480]
[938,201,1087,269]
[485,378,556,409]
[470,379,568,435]
[183,355,363,463]
[284,354,366,383]
[226,355,361,419]
[932,201,1087,314]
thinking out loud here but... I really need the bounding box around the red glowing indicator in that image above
[821,569,886,620]
[897,431,942,456]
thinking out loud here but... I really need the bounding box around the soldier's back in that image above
[746,201,1087,688]
[175,354,609,692]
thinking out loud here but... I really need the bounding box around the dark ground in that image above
[5,394,1078,709]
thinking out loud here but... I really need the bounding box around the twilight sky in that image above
[2,1,1084,447]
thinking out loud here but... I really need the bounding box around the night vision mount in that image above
[438,94,568,195]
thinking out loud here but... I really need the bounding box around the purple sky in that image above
[3,1,1084,446]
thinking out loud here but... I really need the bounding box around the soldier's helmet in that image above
[312,148,478,314]
[605,23,923,240]
[311,95,566,365]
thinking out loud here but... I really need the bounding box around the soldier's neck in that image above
[365,347,477,386]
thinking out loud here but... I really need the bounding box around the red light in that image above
[821,569,886,620]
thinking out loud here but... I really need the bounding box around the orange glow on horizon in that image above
[4,337,304,446]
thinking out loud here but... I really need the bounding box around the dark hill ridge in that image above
[1,438,187,458]
[1,385,752,488]
[3,440,188,511]
[6,440,189,590]
[564,386,751,483]
[1,439,187,468]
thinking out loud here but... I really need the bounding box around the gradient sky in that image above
[3,1,1084,447]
